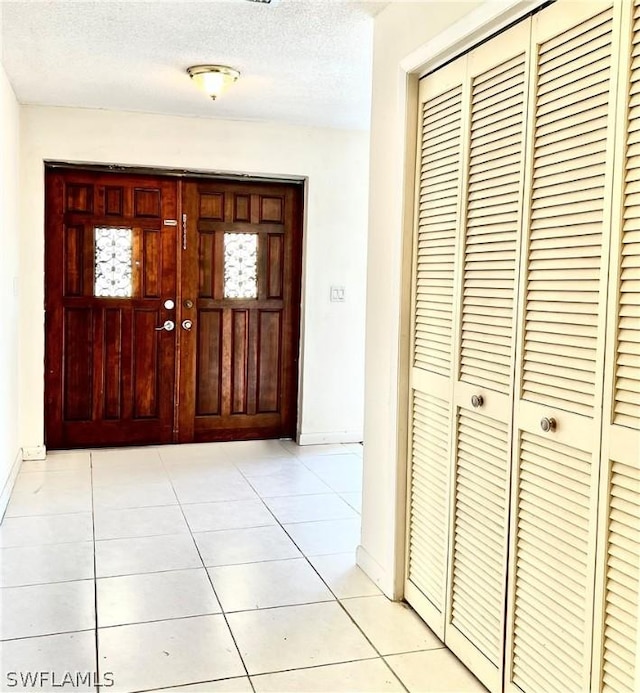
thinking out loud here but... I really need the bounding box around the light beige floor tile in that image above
[173,476,257,504]
[384,649,486,692]
[308,553,381,598]
[91,447,162,467]
[301,453,363,475]
[208,558,333,612]
[157,678,252,692]
[264,493,358,524]
[0,512,93,548]
[220,440,294,461]
[92,461,168,488]
[97,568,220,627]
[283,518,361,556]
[14,470,92,494]
[307,467,363,493]
[99,615,245,693]
[165,463,239,483]
[5,487,92,517]
[93,480,177,510]
[339,492,362,513]
[194,525,301,567]
[342,596,443,656]
[95,533,201,577]
[247,468,332,498]
[341,443,364,456]
[283,442,353,458]
[234,457,307,478]
[0,631,96,692]
[0,542,94,587]
[20,451,91,472]
[252,659,404,692]
[0,580,95,640]
[94,505,189,540]
[159,442,232,465]
[227,601,377,675]
[183,499,275,533]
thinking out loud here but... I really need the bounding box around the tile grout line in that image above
[90,451,100,693]
[158,449,258,693]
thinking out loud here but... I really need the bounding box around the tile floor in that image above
[0,440,485,693]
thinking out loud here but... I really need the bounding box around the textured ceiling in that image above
[1,0,387,130]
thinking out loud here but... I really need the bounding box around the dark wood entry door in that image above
[178,180,303,442]
[45,168,303,449]
[45,170,179,448]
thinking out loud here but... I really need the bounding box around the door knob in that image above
[540,417,556,433]
[182,319,193,331]
[155,320,175,332]
[471,395,484,408]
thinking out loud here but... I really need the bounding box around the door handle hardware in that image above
[540,417,556,433]
[471,395,484,409]
[184,299,194,309]
[155,320,175,332]
[182,320,193,331]
[164,299,175,310]
[182,213,187,251]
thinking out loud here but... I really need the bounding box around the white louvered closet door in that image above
[592,2,640,690]
[504,3,621,693]
[444,20,530,693]
[405,58,466,639]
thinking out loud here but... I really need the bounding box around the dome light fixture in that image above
[187,65,240,100]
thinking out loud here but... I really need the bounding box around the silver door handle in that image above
[155,320,175,332]
[182,320,193,331]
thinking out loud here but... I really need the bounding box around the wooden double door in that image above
[45,167,303,449]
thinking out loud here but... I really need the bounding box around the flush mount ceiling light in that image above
[187,65,240,100]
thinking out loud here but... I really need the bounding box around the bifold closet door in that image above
[404,58,466,640]
[592,2,640,689]
[504,3,621,693]
[444,20,530,693]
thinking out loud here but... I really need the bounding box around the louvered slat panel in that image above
[415,87,462,376]
[512,432,592,693]
[407,390,450,611]
[460,54,525,394]
[601,461,639,693]
[522,8,613,415]
[615,8,640,429]
[450,409,509,664]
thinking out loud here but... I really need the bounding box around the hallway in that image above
[0,441,483,693]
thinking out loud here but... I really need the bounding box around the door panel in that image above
[178,179,302,443]
[505,3,618,692]
[45,170,178,448]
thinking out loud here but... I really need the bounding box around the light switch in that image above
[330,286,345,302]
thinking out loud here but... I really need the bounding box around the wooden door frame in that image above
[43,161,307,447]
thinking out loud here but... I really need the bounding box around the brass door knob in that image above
[471,395,484,408]
[540,417,556,433]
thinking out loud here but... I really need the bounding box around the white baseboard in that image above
[356,544,398,600]
[22,445,46,460]
[297,431,363,446]
[0,449,22,521]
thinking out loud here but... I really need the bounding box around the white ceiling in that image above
[1,0,388,130]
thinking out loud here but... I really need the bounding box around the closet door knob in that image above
[540,417,556,433]
[471,395,484,408]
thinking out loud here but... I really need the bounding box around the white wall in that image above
[19,106,369,449]
[358,1,482,596]
[0,63,22,514]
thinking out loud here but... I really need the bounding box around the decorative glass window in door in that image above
[94,227,133,297]
[224,233,258,299]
